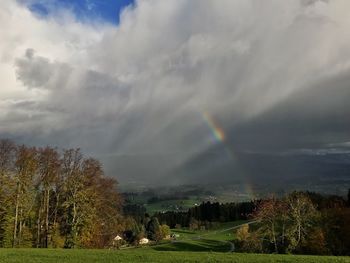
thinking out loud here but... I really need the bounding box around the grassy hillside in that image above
[171,220,245,241]
[0,249,349,263]
[1,221,349,263]
[151,220,245,252]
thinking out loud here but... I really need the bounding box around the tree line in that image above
[0,139,123,248]
[154,201,255,229]
[236,191,350,255]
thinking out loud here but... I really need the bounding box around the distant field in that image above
[144,198,200,214]
[0,249,349,263]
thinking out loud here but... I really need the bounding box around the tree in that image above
[189,217,199,231]
[0,139,15,178]
[0,140,124,249]
[147,217,160,241]
[159,224,170,239]
[252,192,321,254]
[254,196,286,253]
[301,227,328,255]
[285,192,319,252]
[322,207,350,255]
[236,224,250,242]
[79,159,122,248]
[235,224,263,253]
[0,139,16,247]
[61,148,85,248]
[37,147,61,248]
[13,145,38,247]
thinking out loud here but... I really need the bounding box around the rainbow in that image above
[243,181,256,200]
[202,112,225,143]
[201,111,256,200]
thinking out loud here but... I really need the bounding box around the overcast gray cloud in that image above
[1,0,350,185]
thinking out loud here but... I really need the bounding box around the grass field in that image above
[0,249,349,263]
[171,220,246,241]
[151,220,246,253]
[152,238,231,252]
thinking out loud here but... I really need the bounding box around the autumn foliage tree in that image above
[0,139,16,247]
[242,191,345,255]
[253,196,287,253]
[0,139,123,248]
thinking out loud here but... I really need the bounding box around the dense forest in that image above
[0,139,123,248]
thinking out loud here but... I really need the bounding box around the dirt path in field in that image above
[222,220,258,252]
[228,241,235,252]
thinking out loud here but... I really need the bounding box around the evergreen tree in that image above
[147,217,160,241]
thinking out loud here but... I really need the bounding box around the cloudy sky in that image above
[1,0,350,186]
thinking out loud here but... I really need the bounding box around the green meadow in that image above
[1,221,349,263]
[0,249,349,263]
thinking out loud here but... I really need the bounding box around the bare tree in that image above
[285,192,318,252]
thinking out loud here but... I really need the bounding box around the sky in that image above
[1,0,350,187]
[26,0,135,24]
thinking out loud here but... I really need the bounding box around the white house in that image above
[114,235,123,241]
[139,238,149,245]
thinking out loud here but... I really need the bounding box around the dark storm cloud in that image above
[175,69,350,185]
[228,70,350,152]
